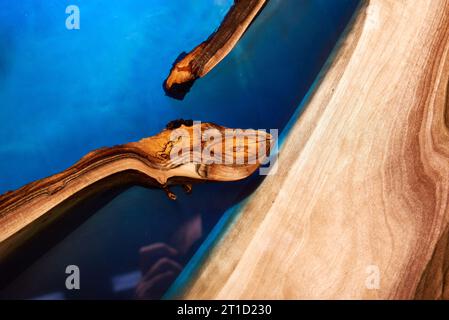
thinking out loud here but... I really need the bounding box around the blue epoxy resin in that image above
[0,0,360,299]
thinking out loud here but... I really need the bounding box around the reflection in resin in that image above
[0,0,360,299]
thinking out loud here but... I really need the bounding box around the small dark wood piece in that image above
[164,0,268,99]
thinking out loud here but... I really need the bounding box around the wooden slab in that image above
[182,0,449,299]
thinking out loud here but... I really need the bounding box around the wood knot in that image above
[47,181,66,195]
[165,119,193,130]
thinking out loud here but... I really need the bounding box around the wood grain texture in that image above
[163,0,267,99]
[0,121,271,262]
[182,0,449,299]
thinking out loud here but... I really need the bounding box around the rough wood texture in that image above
[164,0,267,99]
[182,0,449,299]
[0,120,271,261]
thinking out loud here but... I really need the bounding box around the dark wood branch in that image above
[0,121,271,259]
[163,0,268,99]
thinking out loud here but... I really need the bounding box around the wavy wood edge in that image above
[0,120,271,261]
[181,0,449,299]
[163,0,267,99]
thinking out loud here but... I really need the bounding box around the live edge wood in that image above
[0,121,271,262]
[182,0,449,299]
[164,0,267,99]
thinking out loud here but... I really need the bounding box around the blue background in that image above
[0,0,360,299]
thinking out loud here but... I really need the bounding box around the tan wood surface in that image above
[182,0,449,299]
